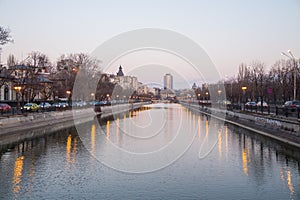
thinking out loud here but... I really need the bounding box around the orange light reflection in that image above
[13,156,24,195]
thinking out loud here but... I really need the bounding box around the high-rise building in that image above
[164,73,173,90]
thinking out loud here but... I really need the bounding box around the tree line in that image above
[223,59,299,105]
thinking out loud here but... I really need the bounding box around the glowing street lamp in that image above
[66,90,72,105]
[241,86,247,110]
[205,91,209,104]
[241,86,247,93]
[90,93,95,101]
[14,86,22,113]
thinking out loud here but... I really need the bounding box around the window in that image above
[4,86,9,100]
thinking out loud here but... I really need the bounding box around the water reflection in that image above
[65,133,78,167]
[287,169,294,198]
[218,129,222,160]
[106,120,110,140]
[205,118,209,140]
[66,134,72,166]
[13,156,24,196]
[91,124,96,155]
[242,147,249,176]
[197,116,201,139]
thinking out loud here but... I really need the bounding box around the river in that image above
[0,103,299,199]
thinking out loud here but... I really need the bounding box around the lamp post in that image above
[14,86,22,113]
[242,86,247,110]
[281,50,298,101]
[218,90,222,108]
[66,90,71,106]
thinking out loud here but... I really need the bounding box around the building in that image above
[0,65,18,101]
[137,82,148,95]
[164,73,173,90]
[109,65,138,91]
[0,64,53,102]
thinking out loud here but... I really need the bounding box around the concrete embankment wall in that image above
[0,102,149,149]
[181,102,300,148]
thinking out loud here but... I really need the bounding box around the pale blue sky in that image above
[1,0,300,87]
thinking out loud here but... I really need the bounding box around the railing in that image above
[181,100,300,119]
[0,100,153,118]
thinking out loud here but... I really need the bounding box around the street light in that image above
[116,94,119,104]
[281,50,298,101]
[218,90,222,107]
[66,90,71,105]
[90,93,95,101]
[14,86,22,113]
[242,86,247,110]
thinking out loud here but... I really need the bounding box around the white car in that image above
[256,101,268,107]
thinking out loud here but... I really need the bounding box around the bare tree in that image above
[0,26,13,46]
[55,53,102,99]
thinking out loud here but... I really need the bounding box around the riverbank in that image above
[0,102,150,150]
[181,102,300,149]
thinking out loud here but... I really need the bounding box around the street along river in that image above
[0,104,299,199]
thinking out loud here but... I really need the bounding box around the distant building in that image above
[192,82,197,90]
[138,82,148,94]
[108,65,138,91]
[160,89,175,100]
[116,65,124,76]
[163,73,173,90]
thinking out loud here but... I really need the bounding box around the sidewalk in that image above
[182,102,300,148]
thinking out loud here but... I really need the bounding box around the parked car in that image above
[0,103,12,112]
[39,102,52,109]
[283,101,300,108]
[245,101,257,106]
[52,102,69,108]
[72,101,87,107]
[221,100,232,106]
[256,101,268,107]
[22,103,39,112]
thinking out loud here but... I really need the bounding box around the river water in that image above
[0,104,299,199]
